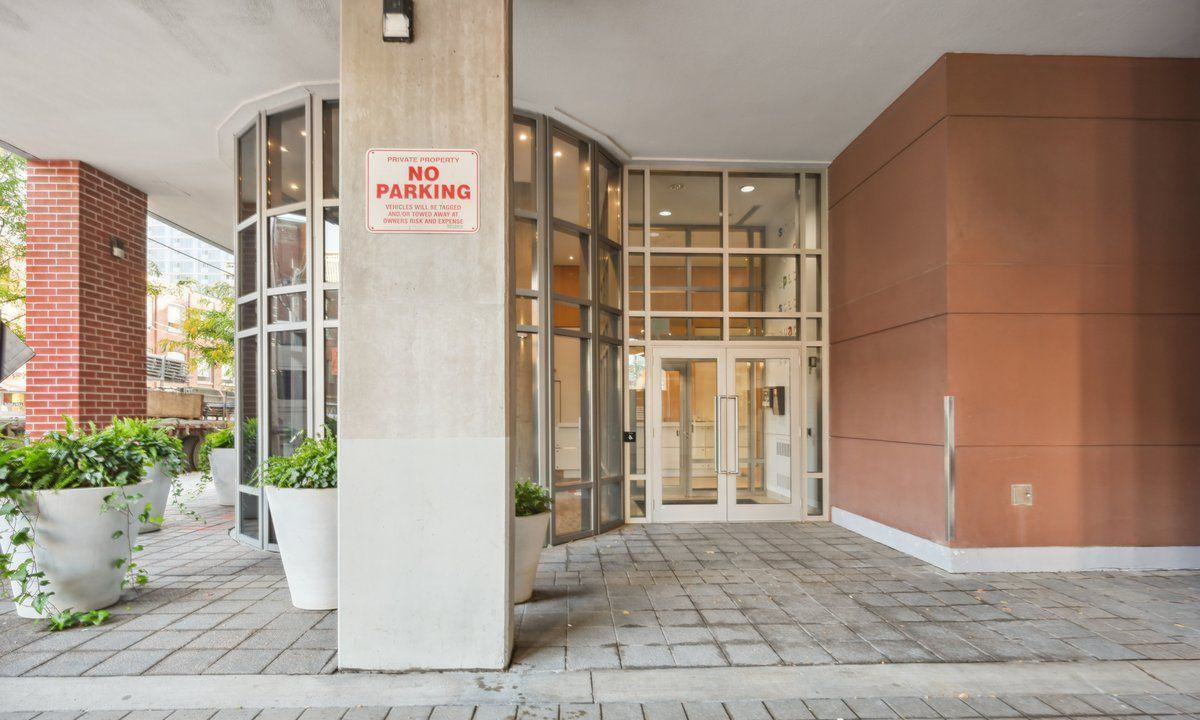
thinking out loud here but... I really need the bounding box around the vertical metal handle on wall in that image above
[944,395,956,542]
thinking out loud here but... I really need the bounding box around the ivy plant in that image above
[256,434,336,489]
[0,419,152,631]
[515,480,551,517]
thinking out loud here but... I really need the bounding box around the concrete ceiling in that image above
[0,0,339,249]
[0,0,1196,250]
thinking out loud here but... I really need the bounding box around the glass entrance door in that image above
[650,346,802,522]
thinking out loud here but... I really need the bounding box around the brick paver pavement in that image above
[2,475,1198,675]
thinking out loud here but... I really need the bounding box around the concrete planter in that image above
[139,461,175,533]
[265,485,338,609]
[210,448,237,506]
[6,481,150,618]
[513,511,550,603]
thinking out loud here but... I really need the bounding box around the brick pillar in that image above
[25,160,147,437]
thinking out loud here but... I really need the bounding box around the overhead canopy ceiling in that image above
[0,0,1196,249]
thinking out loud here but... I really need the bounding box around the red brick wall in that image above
[25,160,147,436]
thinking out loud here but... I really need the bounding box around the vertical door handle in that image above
[728,395,740,474]
[713,394,721,473]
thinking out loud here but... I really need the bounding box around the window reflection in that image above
[266,106,306,208]
[268,330,307,457]
[269,213,307,288]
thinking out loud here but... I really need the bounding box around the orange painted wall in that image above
[830,54,1200,548]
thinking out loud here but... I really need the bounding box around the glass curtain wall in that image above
[234,94,340,549]
[512,112,624,544]
[623,169,828,520]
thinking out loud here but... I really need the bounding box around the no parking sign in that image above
[365,148,479,233]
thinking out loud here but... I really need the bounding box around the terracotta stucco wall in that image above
[830,54,1200,548]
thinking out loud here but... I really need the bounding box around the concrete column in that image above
[24,160,147,437]
[337,0,513,670]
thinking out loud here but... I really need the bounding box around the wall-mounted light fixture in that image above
[109,236,126,259]
[383,0,414,42]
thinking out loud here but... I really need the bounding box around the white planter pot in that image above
[6,481,150,618]
[265,486,338,610]
[210,448,237,506]
[139,462,175,533]
[513,512,550,604]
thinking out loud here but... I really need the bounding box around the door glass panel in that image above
[516,298,538,326]
[553,335,589,485]
[238,301,257,331]
[627,348,646,476]
[268,212,307,287]
[734,358,792,505]
[552,132,589,227]
[554,486,592,537]
[268,330,307,457]
[599,480,622,526]
[649,172,720,248]
[599,343,622,479]
[806,347,823,473]
[660,358,717,505]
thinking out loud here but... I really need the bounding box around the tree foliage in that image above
[0,151,26,337]
[159,280,235,372]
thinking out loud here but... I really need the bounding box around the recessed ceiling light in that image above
[289,183,300,191]
[518,133,528,142]
[553,150,563,158]
[299,130,307,137]
[658,210,672,217]
[280,146,289,153]
[740,185,755,193]
[568,255,575,261]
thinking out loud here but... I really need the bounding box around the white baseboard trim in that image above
[831,507,1200,573]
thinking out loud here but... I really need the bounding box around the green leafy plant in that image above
[0,419,151,631]
[197,425,234,481]
[102,417,191,523]
[515,480,551,517]
[103,418,186,477]
[256,434,336,489]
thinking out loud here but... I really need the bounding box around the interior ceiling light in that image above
[280,146,289,153]
[658,210,672,217]
[518,133,528,142]
[669,183,685,190]
[740,185,755,193]
[553,150,563,158]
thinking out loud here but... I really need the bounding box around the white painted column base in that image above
[832,507,1200,573]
